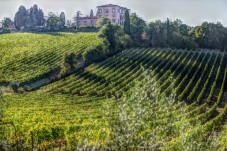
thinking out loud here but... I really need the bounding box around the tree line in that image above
[1,4,227,50]
[1,4,66,32]
[97,11,227,53]
[127,13,227,50]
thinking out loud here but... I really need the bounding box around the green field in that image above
[0,33,227,150]
[0,33,103,83]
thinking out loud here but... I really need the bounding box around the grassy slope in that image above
[0,32,227,150]
[0,32,103,84]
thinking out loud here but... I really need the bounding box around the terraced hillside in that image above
[0,33,103,84]
[1,48,227,150]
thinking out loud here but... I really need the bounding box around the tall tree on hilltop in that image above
[124,9,131,35]
[14,5,28,30]
[37,9,45,26]
[29,4,39,28]
[46,12,62,31]
[60,12,66,27]
[166,17,170,47]
[1,17,12,28]
[130,13,146,45]
[90,9,94,17]
[73,11,82,27]
[98,22,116,51]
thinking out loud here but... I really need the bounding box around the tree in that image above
[166,18,170,47]
[14,5,28,30]
[66,19,72,27]
[90,9,94,17]
[73,11,82,27]
[146,20,167,47]
[10,81,19,93]
[96,17,111,27]
[98,22,116,52]
[29,4,39,28]
[60,12,66,27]
[46,12,62,31]
[14,5,45,31]
[194,22,227,49]
[1,17,12,28]
[124,9,130,35]
[37,8,45,26]
[98,22,132,53]
[130,13,146,45]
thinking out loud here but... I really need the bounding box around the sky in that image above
[0,0,226,27]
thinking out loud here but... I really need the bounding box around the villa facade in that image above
[78,4,130,27]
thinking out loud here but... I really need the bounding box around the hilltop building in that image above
[78,4,130,27]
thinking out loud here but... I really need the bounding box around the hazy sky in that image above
[0,0,226,27]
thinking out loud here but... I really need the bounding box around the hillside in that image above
[0,33,104,84]
[0,34,227,150]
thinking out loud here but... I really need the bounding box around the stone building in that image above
[78,4,130,27]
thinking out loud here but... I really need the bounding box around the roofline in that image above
[97,4,130,10]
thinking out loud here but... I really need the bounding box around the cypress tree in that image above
[124,9,131,35]
[90,9,94,17]
[166,17,170,47]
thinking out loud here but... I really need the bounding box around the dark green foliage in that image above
[143,18,227,50]
[194,22,227,50]
[96,17,111,27]
[1,17,12,28]
[60,44,107,77]
[130,13,146,45]
[10,81,19,93]
[124,10,131,35]
[90,9,94,17]
[98,22,133,54]
[0,28,11,34]
[83,45,107,64]
[166,18,170,47]
[60,53,82,75]
[98,22,116,52]
[46,12,62,31]
[14,5,45,31]
[145,19,198,49]
[60,12,66,27]
[14,5,28,30]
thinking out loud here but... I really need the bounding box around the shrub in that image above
[10,81,19,93]
[82,45,107,64]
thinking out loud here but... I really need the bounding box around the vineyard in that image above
[0,33,103,84]
[0,35,227,150]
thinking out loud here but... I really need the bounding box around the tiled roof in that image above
[97,4,120,7]
[97,4,129,10]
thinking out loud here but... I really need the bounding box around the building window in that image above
[99,9,102,14]
[112,14,116,17]
[105,9,108,13]
[121,9,123,14]
[99,15,102,18]
[84,21,87,25]
[91,20,94,25]
[112,19,116,23]
[118,9,120,13]
[112,8,116,13]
